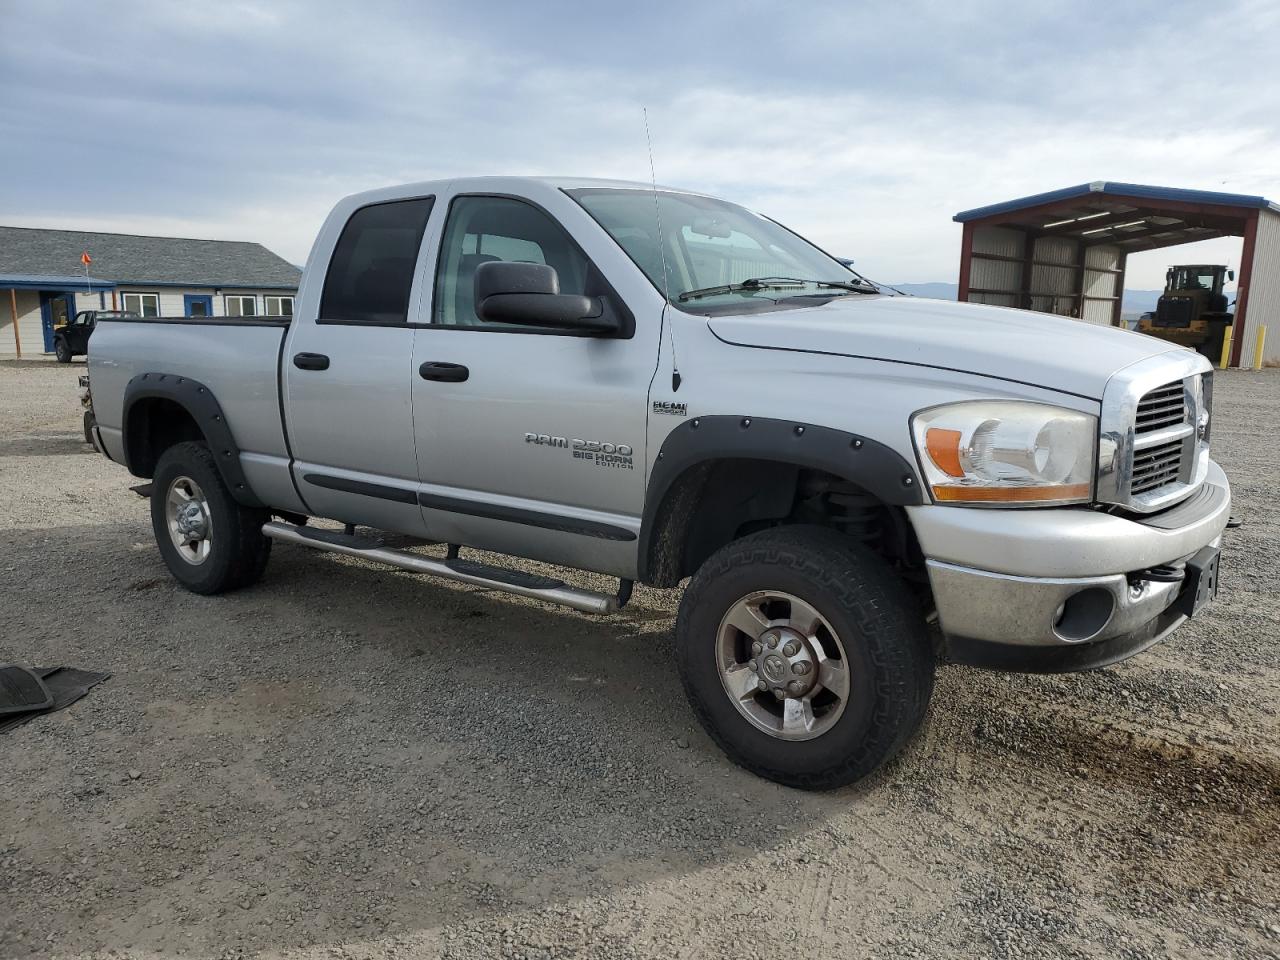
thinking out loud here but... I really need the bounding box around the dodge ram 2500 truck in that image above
[86,177,1230,789]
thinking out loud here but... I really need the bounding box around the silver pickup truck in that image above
[86,177,1230,789]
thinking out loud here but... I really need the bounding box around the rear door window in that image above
[320,197,434,325]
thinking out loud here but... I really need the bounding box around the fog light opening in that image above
[1052,587,1116,643]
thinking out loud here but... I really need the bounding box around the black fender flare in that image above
[637,415,924,583]
[122,372,265,508]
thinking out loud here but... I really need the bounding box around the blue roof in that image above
[954,181,1280,223]
[0,273,117,290]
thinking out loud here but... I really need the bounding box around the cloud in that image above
[2,0,1276,288]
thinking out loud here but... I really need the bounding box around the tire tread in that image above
[676,526,933,790]
[151,441,271,594]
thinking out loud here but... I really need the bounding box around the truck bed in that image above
[88,317,305,513]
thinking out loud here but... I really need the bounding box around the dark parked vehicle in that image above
[54,310,138,362]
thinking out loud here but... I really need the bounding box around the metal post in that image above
[1255,325,1268,371]
[8,289,19,360]
[1219,329,1233,370]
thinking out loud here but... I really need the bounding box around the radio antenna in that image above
[644,107,681,391]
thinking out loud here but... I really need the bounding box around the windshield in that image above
[569,188,872,309]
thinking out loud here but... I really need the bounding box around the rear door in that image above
[283,195,436,535]
[409,190,659,577]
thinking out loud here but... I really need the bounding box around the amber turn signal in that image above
[931,482,1092,503]
[924,427,965,478]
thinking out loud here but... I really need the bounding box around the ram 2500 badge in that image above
[85,177,1230,789]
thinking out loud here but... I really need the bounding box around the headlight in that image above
[910,401,1096,506]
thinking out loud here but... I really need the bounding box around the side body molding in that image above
[122,372,266,508]
[638,415,925,583]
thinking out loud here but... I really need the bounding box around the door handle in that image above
[418,361,469,382]
[292,352,330,371]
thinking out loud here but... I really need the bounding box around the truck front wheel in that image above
[150,441,271,594]
[54,339,72,363]
[675,527,934,790]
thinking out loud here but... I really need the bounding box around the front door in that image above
[410,192,657,577]
[283,195,437,536]
[183,294,213,317]
[41,294,73,352]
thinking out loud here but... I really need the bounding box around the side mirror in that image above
[475,261,618,334]
[1229,269,1236,281]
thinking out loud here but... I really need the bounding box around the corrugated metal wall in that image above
[972,226,1026,259]
[969,226,1022,307]
[1240,209,1280,366]
[1081,244,1120,327]
[967,227,1122,325]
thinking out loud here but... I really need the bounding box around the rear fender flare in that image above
[122,372,265,508]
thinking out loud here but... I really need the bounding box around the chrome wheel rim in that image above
[165,475,212,565]
[716,590,850,741]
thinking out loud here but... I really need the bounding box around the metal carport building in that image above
[953,182,1280,367]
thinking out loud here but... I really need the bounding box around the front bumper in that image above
[909,459,1230,672]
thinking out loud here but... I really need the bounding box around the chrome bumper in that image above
[927,540,1214,648]
[912,459,1230,667]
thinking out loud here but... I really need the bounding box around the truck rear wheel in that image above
[150,441,271,594]
[675,527,933,790]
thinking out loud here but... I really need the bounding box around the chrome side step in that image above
[261,521,618,614]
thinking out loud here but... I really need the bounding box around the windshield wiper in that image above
[676,276,878,302]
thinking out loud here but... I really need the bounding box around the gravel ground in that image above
[1,358,1277,960]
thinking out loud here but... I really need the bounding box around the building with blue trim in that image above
[1,226,300,357]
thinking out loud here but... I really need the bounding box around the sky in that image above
[2,0,1278,289]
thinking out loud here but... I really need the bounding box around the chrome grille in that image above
[1096,352,1212,514]
[1129,380,1190,497]
[1130,436,1183,494]
[1135,382,1186,433]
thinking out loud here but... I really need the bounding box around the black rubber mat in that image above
[0,666,110,734]
[0,665,52,714]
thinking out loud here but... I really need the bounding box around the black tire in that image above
[150,441,271,595]
[82,410,95,445]
[676,526,934,790]
[54,339,72,363]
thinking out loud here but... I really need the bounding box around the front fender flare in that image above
[637,415,924,583]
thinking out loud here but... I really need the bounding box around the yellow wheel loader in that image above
[1138,264,1235,358]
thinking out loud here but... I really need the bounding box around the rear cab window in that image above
[320,197,435,325]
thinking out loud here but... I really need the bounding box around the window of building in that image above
[320,197,434,324]
[121,292,159,317]
[433,196,589,328]
[264,295,294,317]
[225,295,257,317]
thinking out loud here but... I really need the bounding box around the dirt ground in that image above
[1,359,1277,960]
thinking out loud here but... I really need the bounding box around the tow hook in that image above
[1133,564,1185,584]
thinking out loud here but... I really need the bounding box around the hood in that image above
[704,296,1186,399]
